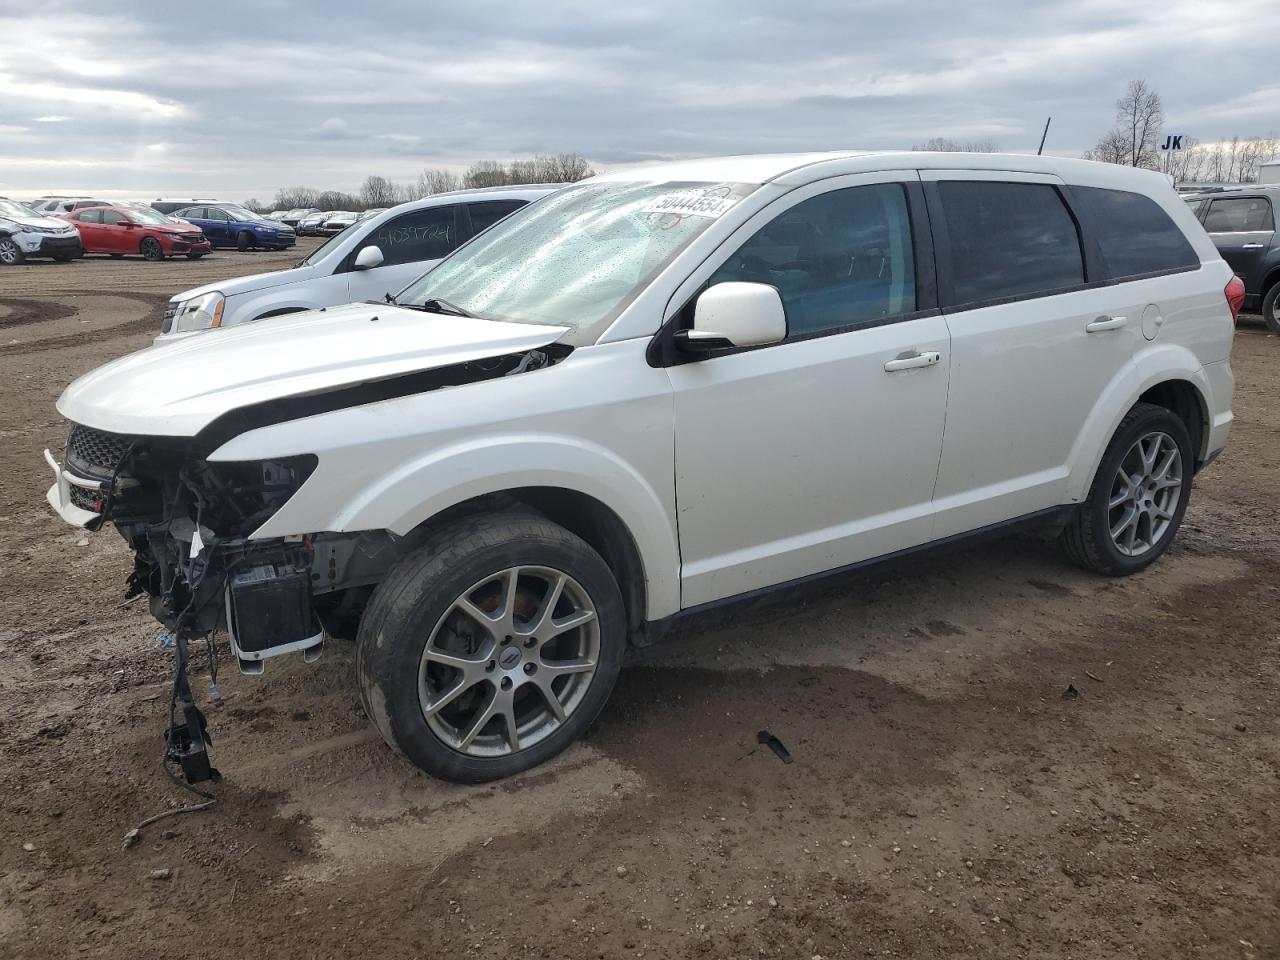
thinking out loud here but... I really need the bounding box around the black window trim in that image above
[460,199,527,243]
[336,203,462,274]
[647,179,940,368]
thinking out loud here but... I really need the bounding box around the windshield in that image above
[0,200,39,219]
[397,180,756,344]
[297,227,355,267]
[127,208,175,225]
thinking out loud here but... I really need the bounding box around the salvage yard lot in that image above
[0,250,1277,959]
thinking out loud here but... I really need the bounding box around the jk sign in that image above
[1161,135,1185,150]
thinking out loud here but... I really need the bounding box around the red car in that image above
[61,206,211,261]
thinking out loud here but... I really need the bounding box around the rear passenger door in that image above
[922,171,1141,537]
[1202,195,1274,295]
[343,204,461,304]
[72,210,105,252]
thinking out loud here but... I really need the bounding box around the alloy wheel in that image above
[0,240,19,265]
[141,239,163,261]
[1107,431,1183,557]
[418,566,600,757]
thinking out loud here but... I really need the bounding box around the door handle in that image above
[1086,315,1127,333]
[883,351,941,372]
[1241,243,1265,250]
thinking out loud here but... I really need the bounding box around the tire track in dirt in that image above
[0,299,77,330]
[0,293,169,356]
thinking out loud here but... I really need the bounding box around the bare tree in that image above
[360,175,399,208]
[463,161,511,188]
[414,168,461,197]
[1163,134,1279,184]
[540,153,594,182]
[1089,80,1163,169]
[910,137,1000,152]
[1083,128,1131,166]
[272,187,319,209]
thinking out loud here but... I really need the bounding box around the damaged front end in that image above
[46,425,333,783]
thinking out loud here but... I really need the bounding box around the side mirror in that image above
[675,281,786,352]
[123,221,136,229]
[353,245,384,270]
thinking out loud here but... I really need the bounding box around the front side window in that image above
[178,207,206,220]
[1073,186,1199,279]
[101,211,126,226]
[206,208,232,222]
[708,183,916,338]
[938,181,1084,306]
[1204,197,1274,233]
[399,180,758,345]
[357,206,456,267]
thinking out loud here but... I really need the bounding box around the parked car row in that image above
[45,153,1240,788]
[158,185,552,337]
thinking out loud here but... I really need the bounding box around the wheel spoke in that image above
[1153,447,1179,481]
[457,691,500,750]
[535,677,568,722]
[540,657,596,679]
[1109,484,1131,509]
[500,697,520,752]
[424,644,490,675]
[523,573,567,639]
[1110,505,1137,541]
[542,609,596,643]
[423,675,485,717]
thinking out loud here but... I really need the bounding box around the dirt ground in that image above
[1,246,1277,960]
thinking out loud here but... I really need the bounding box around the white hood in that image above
[2,213,76,232]
[172,263,318,303]
[57,302,568,437]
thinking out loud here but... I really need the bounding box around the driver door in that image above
[666,174,951,607]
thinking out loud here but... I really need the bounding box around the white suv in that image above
[156,186,560,341]
[46,152,1236,784]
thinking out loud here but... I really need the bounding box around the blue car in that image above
[169,203,296,251]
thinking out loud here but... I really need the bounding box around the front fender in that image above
[1066,343,1217,502]
[246,433,681,620]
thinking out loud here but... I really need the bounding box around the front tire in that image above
[1060,402,1193,576]
[357,513,626,783]
[140,237,164,261]
[0,238,25,265]
[1262,282,1280,334]
[236,231,252,252]
[186,251,205,260]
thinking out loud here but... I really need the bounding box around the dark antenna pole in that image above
[1037,117,1052,156]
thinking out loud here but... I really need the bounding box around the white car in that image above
[46,152,1235,785]
[0,198,84,264]
[157,186,558,341]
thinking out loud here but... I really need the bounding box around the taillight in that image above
[1225,275,1245,325]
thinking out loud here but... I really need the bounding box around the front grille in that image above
[69,484,103,512]
[66,424,135,476]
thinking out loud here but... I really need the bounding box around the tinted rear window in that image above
[1073,186,1199,279]
[937,181,1084,306]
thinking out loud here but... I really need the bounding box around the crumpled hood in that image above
[57,302,568,438]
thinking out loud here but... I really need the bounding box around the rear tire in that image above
[0,238,24,265]
[1060,402,1194,576]
[140,238,164,261]
[1262,282,1280,334]
[236,231,252,252]
[356,512,626,783]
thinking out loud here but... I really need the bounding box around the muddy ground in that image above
[0,246,1276,960]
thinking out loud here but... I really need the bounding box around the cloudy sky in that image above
[1,0,1277,202]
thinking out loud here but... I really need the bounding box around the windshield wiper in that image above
[418,297,476,318]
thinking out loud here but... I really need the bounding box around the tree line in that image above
[261,153,594,212]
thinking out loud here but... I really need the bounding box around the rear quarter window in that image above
[1072,186,1200,280]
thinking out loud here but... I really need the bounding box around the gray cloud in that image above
[0,0,1276,201]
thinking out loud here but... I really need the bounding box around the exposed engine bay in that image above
[47,344,568,784]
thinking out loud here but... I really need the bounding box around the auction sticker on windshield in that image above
[641,186,739,219]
